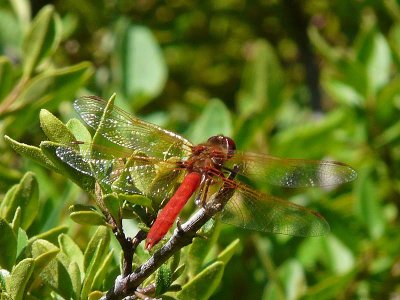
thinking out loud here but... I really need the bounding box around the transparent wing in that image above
[74,96,193,159]
[220,183,329,236]
[225,152,357,188]
[56,143,186,200]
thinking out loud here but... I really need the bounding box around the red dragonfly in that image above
[56,96,357,250]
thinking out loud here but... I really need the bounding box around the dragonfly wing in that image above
[220,184,329,236]
[56,144,185,200]
[226,152,357,188]
[74,96,193,159]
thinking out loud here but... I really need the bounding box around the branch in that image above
[102,167,239,299]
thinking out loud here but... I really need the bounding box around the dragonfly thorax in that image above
[185,135,236,174]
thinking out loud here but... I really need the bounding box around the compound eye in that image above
[207,135,236,157]
[224,137,236,157]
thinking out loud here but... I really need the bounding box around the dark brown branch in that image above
[95,184,147,277]
[101,167,238,300]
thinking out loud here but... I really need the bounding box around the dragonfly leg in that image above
[195,174,212,207]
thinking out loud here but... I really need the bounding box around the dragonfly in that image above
[56,96,357,250]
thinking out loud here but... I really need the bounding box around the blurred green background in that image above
[1,0,400,299]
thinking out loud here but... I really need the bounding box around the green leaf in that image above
[103,193,121,222]
[2,172,39,230]
[0,185,18,218]
[69,261,81,298]
[91,250,114,290]
[8,62,94,117]
[278,259,305,300]
[0,57,14,101]
[11,207,21,233]
[83,226,110,271]
[39,109,76,144]
[271,109,347,158]
[40,141,95,193]
[8,258,34,300]
[118,194,152,208]
[31,245,59,279]
[29,225,68,245]
[31,239,73,299]
[21,5,61,77]
[0,217,17,270]
[155,264,173,295]
[323,79,364,107]
[186,99,232,144]
[355,26,391,93]
[177,261,224,300]
[4,135,58,171]
[16,227,29,260]
[321,235,354,274]
[0,268,10,292]
[58,234,84,272]
[216,238,240,265]
[88,291,104,300]
[237,39,283,117]
[81,242,102,299]
[117,22,167,108]
[302,271,356,300]
[66,118,92,145]
[172,264,185,282]
[69,210,106,226]
[308,26,341,63]
[187,218,219,277]
[355,169,385,239]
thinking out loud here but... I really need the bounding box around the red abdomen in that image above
[145,172,202,249]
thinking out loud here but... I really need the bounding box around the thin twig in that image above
[95,183,147,277]
[101,167,239,300]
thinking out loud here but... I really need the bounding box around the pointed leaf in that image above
[70,210,106,226]
[21,5,61,77]
[68,261,81,297]
[3,172,39,229]
[0,217,17,270]
[117,23,167,108]
[83,226,110,271]
[355,169,385,239]
[66,118,92,145]
[155,264,173,295]
[29,225,68,245]
[40,109,76,144]
[4,135,57,171]
[92,250,114,290]
[103,193,122,222]
[177,261,224,300]
[118,194,152,208]
[187,218,219,277]
[278,259,305,300]
[216,238,239,265]
[0,269,10,292]
[186,99,232,144]
[0,57,14,101]
[8,62,93,118]
[40,141,95,193]
[8,258,34,300]
[58,234,84,272]
[16,228,29,260]
[11,207,21,233]
[81,242,102,300]
[88,291,104,300]
[31,239,73,299]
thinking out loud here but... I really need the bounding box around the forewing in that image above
[56,143,185,200]
[74,96,193,159]
[220,184,329,236]
[226,152,357,188]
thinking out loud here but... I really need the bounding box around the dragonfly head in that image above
[207,135,236,158]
